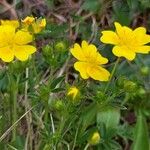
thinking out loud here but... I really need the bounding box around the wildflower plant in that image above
[0,1,150,150]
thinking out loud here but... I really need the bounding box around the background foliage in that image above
[0,0,150,149]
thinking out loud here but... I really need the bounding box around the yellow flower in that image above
[100,22,150,61]
[32,18,46,34]
[0,20,19,29]
[22,17,46,34]
[70,41,110,81]
[22,16,35,25]
[0,25,36,62]
[67,86,79,100]
[88,132,100,145]
[39,18,46,28]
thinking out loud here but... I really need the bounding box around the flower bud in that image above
[88,132,100,145]
[42,45,53,56]
[140,67,149,75]
[116,76,127,87]
[54,100,64,110]
[138,87,146,96]
[123,81,137,92]
[55,41,66,52]
[67,86,79,100]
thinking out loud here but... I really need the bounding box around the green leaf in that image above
[82,0,101,13]
[50,76,64,89]
[79,103,97,133]
[97,107,120,129]
[131,110,149,150]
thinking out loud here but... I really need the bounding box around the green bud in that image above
[55,41,66,52]
[54,100,64,110]
[123,81,137,92]
[140,67,149,75]
[138,87,146,96]
[42,44,53,56]
[96,91,106,102]
[117,76,127,87]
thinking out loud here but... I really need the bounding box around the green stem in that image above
[10,75,20,141]
[104,58,120,93]
[84,143,90,150]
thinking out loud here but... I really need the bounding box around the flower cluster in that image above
[0,16,46,62]
[70,22,150,81]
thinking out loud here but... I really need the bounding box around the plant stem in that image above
[104,58,120,93]
[11,75,20,141]
[84,143,90,150]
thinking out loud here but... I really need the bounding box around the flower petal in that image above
[70,43,85,61]
[112,46,136,61]
[74,62,89,79]
[133,27,150,45]
[13,45,36,61]
[0,46,14,62]
[100,31,119,44]
[87,65,110,81]
[14,30,33,45]
[0,25,15,47]
[133,27,146,35]
[96,53,108,64]
[114,22,123,35]
[1,20,19,29]
[135,46,150,54]
[115,22,132,39]
[81,40,88,49]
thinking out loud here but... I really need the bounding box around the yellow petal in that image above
[115,22,132,39]
[96,53,108,64]
[70,43,85,61]
[133,27,146,35]
[13,45,36,61]
[81,40,88,49]
[112,46,136,61]
[100,31,119,44]
[135,46,150,54]
[0,25,15,47]
[22,16,35,25]
[1,20,19,29]
[39,19,46,28]
[133,29,150,45]
[14,30,33,45]
[114,22,123,35]
[32,22,42,33]
[87,65,110,81]
[74,62,89,79]
[0,46,14,62]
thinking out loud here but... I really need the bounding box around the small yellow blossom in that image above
[0,25,36,62]
[88,132,100,145]
[22,17,46,34]
[22,16,35,25]
[67,87,79,100]
[32,18,46,33]
[0,20,19,29]
[70,41,110,81]
[39,18,46,28]
[100,22,150,61]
